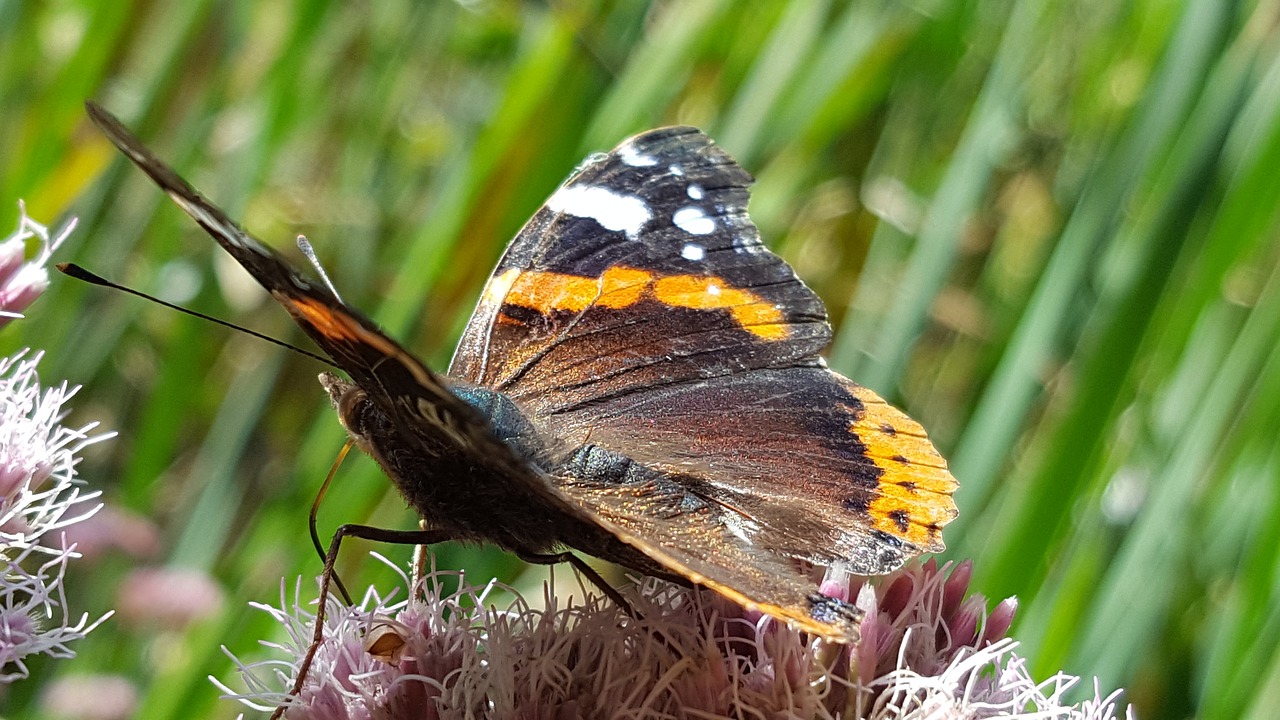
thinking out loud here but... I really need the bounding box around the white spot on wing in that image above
[669,164,685,176]
[721,512,758,544]
[547,185,652,240]
[732,234,764,254]
[578,151,609,171]
[706,283,721,296]
[672,206,715,235]
[687,184,704,199]
[619,143,658,167]
[681,243,705,261]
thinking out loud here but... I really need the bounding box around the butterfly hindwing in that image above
[551,368,957,573]
[552,456,864,639]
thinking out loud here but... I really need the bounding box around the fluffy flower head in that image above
[0,201,73,327]
[222,558,1130,719]
[0,205,113,682]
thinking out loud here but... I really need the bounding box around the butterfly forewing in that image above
[84,103,485,437]
[85,101,620,564]
[450,127,831,416]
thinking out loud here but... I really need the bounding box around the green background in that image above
[4,1,1280,717]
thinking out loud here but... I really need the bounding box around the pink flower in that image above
[0,350,108,551]
[39,673,139,720]
[0,201,74,328]
[59,503,161,561]
[0,204,116,681]
[222,558,1131,719]
[116,567,226,630]
[0,543,109,682]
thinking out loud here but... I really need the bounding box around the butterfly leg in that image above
[309,439,358,604]
[271,524,454,720]
[516,549,637,620]
[514,550,703,658]
[411,519,432,588]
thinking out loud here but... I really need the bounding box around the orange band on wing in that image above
[492,267,789,340]
[651,275,788,340]
[281,294,365,341]
[494,266,654,313]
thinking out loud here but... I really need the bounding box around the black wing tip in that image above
[83,101,257,243]
[615,126,754,186]
[620,125,709,152]
[85,100,137,149]
[81,100,313,289]
[85,99,111,124]
[83,100,202,200]
[84,99,107,123]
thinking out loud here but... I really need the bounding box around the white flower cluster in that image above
[0,206,112,682]
[0,351,105,553]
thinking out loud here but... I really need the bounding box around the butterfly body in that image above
[323,370,685,585]
[320,373,541,547]
[86,104,959,642]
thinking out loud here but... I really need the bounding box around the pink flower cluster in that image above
[0,201,72,330]
[224,558,1130,719]
[0,205,112,683]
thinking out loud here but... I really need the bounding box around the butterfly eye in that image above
[339,392,371,437]
[318,372,371,438]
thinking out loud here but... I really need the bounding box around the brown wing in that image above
[85,102,596,543]
[548,367,957,576]
[556,463,864,641]
[451,126,957,572]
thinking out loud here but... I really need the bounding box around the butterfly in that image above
[84,101,957,654]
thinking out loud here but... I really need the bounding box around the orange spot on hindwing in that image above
[845,384,958,550]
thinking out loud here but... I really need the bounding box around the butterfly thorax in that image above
[448,382,555,466]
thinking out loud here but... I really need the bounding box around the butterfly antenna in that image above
[297,235,344,303]
[57,262,340,370]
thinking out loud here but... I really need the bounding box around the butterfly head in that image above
[319,371,375,453]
